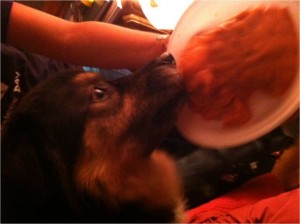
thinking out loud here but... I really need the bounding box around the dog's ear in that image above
[2,114,45,220]
[2,112,45,183]
[2,109,75,222]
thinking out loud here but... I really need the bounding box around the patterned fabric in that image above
[1,44,81,124]
[186,173,299,223]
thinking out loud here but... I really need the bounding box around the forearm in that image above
[64,22,168,69]
[7,2,167,69]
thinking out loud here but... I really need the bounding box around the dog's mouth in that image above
[159,52,176,65]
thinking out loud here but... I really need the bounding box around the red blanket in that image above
[186,173,299,223]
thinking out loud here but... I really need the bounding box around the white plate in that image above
[168,1,299,148]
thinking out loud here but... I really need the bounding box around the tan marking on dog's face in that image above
[71,72,98,84]
[82,93,136,156]
[76,147,185,217]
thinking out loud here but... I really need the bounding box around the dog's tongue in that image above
[178,6,298,127]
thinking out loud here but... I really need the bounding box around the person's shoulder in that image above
[1,1,14,8]
[1,1,14,19]
[1,1,14,44]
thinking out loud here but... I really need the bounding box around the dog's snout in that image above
[160,53,176,65]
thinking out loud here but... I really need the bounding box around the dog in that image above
[1,53,186,223]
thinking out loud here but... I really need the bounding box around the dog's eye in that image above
[92,87,108,101]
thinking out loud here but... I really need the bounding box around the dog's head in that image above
[2,53,186,222]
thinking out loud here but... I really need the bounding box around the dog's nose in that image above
[160,52,176,65]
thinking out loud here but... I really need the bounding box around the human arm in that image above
[6,2,169,69]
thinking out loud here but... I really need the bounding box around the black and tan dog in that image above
[2,53,186,223]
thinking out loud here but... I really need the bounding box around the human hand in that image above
[156,34,170,52]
